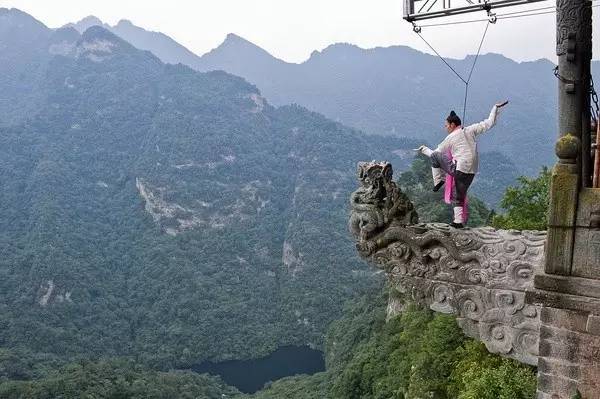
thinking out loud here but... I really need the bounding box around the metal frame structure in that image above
[403,0,546,21]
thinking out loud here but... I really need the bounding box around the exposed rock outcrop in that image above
[136,177,270,235]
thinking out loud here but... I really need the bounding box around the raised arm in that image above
[465,101,508,137]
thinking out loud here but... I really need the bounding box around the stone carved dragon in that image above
[349,161,418,242]
[349,161,546,365]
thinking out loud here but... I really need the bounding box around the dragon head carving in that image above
[349,161,418,243]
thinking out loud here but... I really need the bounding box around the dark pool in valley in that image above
[191,345,325,393]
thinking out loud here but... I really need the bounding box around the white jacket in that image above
[436,105,499,174]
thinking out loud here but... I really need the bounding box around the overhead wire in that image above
[414,31,468,84]
[414,21,491,123]
[497,9,558,19]
[412,0,599,122]
[462,22,491,122]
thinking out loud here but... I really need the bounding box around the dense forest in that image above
[0,151,550,398]
[254,287,537,399]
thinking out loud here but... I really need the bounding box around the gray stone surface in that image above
[586,315,600,336]
[572,188,600,279]
[350,161,600,397]
[545,161,579,276]
[349,161,418,243]
[534,307,600,399]
[349,161,546,365]
[535,274,600,300]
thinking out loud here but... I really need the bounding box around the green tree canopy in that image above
[320,287,537,399]
[492,167,550,230]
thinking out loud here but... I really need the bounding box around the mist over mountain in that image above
[195,39,568,176]
[62,15,597,176]
[196,33,294,97]
[0,8,55,126]
[55,15,524,206]
[198,36,599,178]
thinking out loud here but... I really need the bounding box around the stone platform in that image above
[349,161,600,398]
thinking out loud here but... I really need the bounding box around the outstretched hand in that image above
[496,100,509,108]
[413,145,433,157]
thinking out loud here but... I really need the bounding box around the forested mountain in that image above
[61,15,520,207]
[196,40,579,177]
[197,37,599,178]
[0,8,424,376]
[0,8,60,126]
[64,15,600,176]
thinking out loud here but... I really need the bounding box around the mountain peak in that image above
[115,19,134,28]
[74,25,164,68]
[196,33,288,73]
[224,33,245,41]
[221,33,259,49]
[208,33,283,61]
[80,15,103,26]
[0,8,51,44]
[312,43,362,56]
[0,7,38,19]
[65,15,106,33]
[0,7,49,31]
[50,26,80,44]
[81,25,118,40]
[76,25,138,61]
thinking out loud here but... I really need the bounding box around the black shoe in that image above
[433,181,445,192]
[450,222,464,229]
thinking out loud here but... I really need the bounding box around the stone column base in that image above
[527,275,600,398]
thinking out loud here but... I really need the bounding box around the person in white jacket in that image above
[418,101,508,228]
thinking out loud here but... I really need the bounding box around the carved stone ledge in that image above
[349,161,547,365]
[392,275,540,365]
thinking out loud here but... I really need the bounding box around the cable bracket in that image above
[484,1,497,23]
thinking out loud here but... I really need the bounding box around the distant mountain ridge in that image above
[62,15,600,176]
[0,9,524,207]
[65,15,203,67]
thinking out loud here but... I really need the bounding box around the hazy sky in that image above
[1,0,599,63]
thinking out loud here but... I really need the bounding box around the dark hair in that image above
[446,110,462,126]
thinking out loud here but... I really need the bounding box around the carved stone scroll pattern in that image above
[349,161,547,366]
[556,0,592,56]
[358,223,545,365]
[369,224,547,291]
[392,276,539,365]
